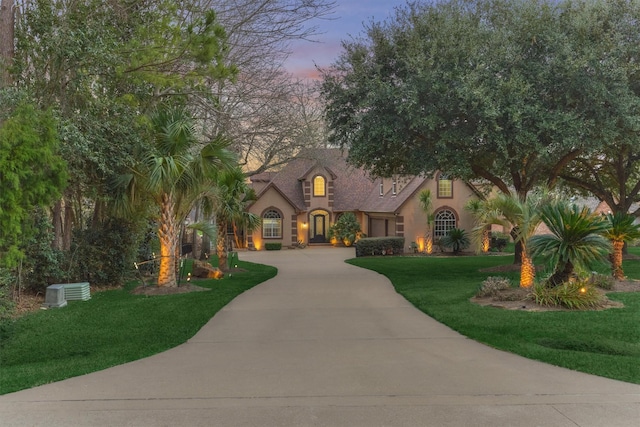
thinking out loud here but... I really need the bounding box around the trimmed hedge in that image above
[265,242,282,251]
[355,237,405,257]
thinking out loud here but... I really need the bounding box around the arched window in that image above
[434,209,457,238]
[262,209,282,238]
[313,175,326,197]
[437,173,453,198]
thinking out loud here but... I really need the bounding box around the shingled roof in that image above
[250,149,378,212]
[359,176,428,214]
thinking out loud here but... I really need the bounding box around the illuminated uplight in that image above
[426,239,433,254]
[482,230,490,253]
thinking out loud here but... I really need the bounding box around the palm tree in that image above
[418,189,435,253]
[212,167,261,271]
[467,192,547,287]
[439,227,470,254]
[529,202,611,287]
[115,106,235,287]
[464,199,490,252]
[603,212,640,280]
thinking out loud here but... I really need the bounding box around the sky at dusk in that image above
[285,0,410,80]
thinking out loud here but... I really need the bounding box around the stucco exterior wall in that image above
[396,179,478,252]
[247,187,297,250]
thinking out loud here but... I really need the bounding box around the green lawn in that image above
[0,259,277,395]
[348,248,640,384]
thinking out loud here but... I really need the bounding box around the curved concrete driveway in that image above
[1,247,638,426]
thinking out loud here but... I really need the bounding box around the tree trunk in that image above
[63,197,74,251]
[92,198,106,228]
[549,260,574,287]
[425,226,433,254]
[200,232,210,260]
[52,200,64,250]
[233,221,244,249]
[511,227,522,265]
[157,193,177,287]
[482,227,490,253]
[191,204,200,259]
[611,240,625,280]
[216,220,228,272]
[519,250,535,288]
[0,0,14,87]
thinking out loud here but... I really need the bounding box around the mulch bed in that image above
[471,278,640,312]
[130,267,248,296]
[130,283,211,296]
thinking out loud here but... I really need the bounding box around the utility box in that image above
[60,282,91,301]
[43,285,68,309]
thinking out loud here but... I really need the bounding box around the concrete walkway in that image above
[0,247,638,426]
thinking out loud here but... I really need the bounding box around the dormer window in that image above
[313,175,326,197]
[437,173,453,198]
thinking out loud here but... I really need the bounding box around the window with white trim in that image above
[262,210,282,238]
[434,209,457,238]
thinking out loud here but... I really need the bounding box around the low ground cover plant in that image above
[476,276,512,298]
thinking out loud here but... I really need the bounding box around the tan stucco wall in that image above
[247,187,297,250]
[396,179,479,252]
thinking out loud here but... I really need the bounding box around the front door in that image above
[309,210,329,243]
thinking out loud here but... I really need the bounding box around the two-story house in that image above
[246,149,482,251]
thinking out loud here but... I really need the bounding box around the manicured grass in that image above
[0,259,276,395]
[348,249,640,384]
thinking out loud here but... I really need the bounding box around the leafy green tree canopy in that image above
[321,0,639,198]
[0,100,67,266]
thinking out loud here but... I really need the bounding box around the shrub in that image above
[329,212,365,246]
[355,237,405,257]
[439,228,470,254]
[70,219,141,288]
[490,232,510,252]
[589,273,615,290]
[265,243,282,251]
[21,209,66,293]
[477,276,512,297]
[529,281,605,310]
[0,268,16,321]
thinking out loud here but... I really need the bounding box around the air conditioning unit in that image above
[61,282,91,301]
[42,285,68,309]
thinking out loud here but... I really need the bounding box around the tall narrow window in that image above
[434,209,457,238]
[262,209,282,238]
[437,173,453,198]
[379,183,384,196]
[313,175,326,197]
[392,181,397,195]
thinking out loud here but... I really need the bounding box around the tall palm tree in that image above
[529,202,611,287]
[212,167,260,271]
[603,212,640,280]
[115,106,235,287]
[467,192,548,287]
[418,189,435,253]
